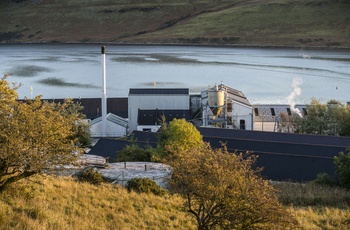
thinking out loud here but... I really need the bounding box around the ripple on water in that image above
[10,65,53,77]
[37,77,98,88]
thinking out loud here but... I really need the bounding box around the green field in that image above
[1,0,349,47]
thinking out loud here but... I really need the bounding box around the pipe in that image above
[101,46,107,137]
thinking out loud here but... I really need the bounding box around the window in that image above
[286,108,291,116]
[270,108,276,116]
[254,108,259,116]
[240,120,246,130]
[303,108,308,116]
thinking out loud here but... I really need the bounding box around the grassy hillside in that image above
[0,175,195,230]
[0,175,349,229]
[1,0,349,47]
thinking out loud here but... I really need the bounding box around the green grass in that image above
[0,0,349,47]
[137,0,350,46]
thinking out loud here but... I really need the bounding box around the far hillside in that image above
[0,0,349,47]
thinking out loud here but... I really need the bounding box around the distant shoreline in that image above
[1,42,350,51]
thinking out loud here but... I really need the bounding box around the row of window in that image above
[254,108,307,116]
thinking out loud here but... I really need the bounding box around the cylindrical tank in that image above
[208,85,225,117]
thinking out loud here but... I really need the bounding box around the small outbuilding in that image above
[89,113,128,137]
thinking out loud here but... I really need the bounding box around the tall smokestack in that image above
[101,46,107,137]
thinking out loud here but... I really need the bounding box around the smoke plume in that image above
[287,77,303,117]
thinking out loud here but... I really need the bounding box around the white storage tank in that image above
[208,85,225,117]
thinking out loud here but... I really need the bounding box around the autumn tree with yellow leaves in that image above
[162,119,296,229]
[0,76,84,192]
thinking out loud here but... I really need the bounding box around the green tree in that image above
[334,148,350,189]
[296,98,350,136]
[168,144,296,229]
[53,98,91,147]
[0,76,79,192]
[157,118,204,159]
[277,111,297,133]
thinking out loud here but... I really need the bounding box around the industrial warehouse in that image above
[72,83,308,137]
[50,83,349,182]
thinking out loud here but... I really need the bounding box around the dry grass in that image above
[275,182,350,229]
[1,175,350,229]
[289,207,350,230]
[0,175,195,230]
[275,182,350,208]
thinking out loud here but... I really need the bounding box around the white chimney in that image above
[101,46,107,137]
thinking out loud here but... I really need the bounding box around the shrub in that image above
[77,167,104,185]
[126,178,167,196]
[312,172,336,187]
[118,144,154,162]
[334,148,350,189]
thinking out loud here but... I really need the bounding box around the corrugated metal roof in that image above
[196,127,349,181]
[252,104,307,122]
[90,113,128,128]
[197,127,350,147]
[129,88,189,95]
[220,84,251,107]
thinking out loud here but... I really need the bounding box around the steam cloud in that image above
[287,77,303,117]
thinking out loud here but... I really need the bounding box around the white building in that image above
[252,104,307,132]
[90,113,128,137]
[201,84,254,130]
[128,88,190,132]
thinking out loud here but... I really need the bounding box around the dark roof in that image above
[138,109,191,125]
[88,138,129,161]
[197,127,350,147]
[197,127,350,181]
[89,127,350,181]
[129,88,189,95]
[39,98,128,120]
[89,137,157,162]
[129,130,159,143]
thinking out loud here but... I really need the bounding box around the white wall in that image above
[128,94,189,132]
[137,125,160,132]
[201,97,253,130]
[90,120,127,137]
[230,102,254,130]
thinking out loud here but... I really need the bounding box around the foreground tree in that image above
[160,119,296,229]
[0,76,80,192]
[168,144,296,229]
[53,98,91,147]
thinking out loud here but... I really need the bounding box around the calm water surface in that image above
[1,44,349,104]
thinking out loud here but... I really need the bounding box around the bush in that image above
[334,148,350,189]
[118,144,154,162]
[77,167,104,185]
[126,178,167,196]
[312,172,336,187]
